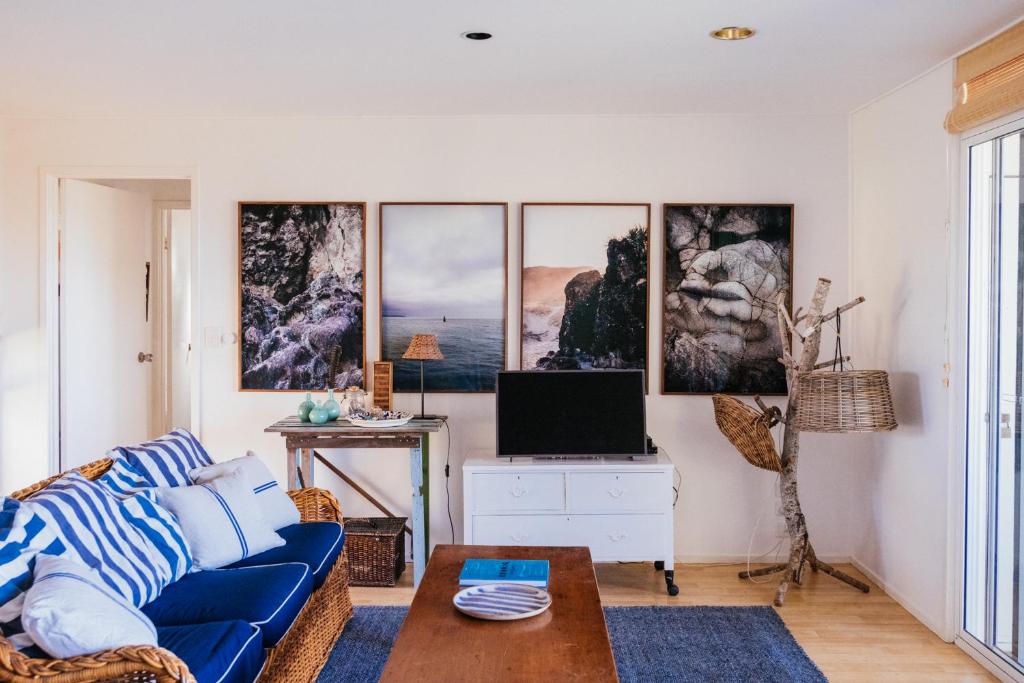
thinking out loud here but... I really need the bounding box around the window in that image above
[964,120,1024,672]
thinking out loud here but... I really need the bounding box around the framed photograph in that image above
[238,202,366,391]
[662,203,793,395]
[520,203,651,378]
[379,203,507,392]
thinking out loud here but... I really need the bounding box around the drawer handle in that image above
[607,488,625,498]
[510,486,528,498]
[608,532,628,542]
[511,533,529,543]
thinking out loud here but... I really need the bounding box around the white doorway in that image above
[55,177,194,471]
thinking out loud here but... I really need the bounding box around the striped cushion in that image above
[96,458,154,499]
[154,470,284,570]
[112,429,213,489]
[0,498,66,650]
[23,472,192,607]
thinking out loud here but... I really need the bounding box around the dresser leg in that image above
[664,570,679,596]
[654,560,664,571]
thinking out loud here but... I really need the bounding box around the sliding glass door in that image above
[964,121,1024,672]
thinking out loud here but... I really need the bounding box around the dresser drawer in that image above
[471,513,664,560]
[471,472,565,513]
[567,472,668,512]
[567,514,665,561]
[472,514,573,546]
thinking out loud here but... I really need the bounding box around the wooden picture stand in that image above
[737,276,871,606]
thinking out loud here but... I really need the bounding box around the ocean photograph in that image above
[521,204,650,373]
[380,203,507,392]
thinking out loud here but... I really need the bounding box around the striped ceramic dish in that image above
[453,583,552,621]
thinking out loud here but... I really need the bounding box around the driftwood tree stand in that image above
[737,277,870,606]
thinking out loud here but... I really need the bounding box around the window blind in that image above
[945,21,1024,134]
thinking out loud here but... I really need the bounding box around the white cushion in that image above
[22,554,158,658]
[154,470,284,570]
[190,452,299,531]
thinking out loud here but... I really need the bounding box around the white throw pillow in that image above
[154,470,285,570]
[22,554,158,658]
[190,452,299,531]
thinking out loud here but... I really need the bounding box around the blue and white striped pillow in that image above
[154,469,284,570]
[111,428,213,489]
[23,472,192,608]
[0,498,66,650]
[96,458,154,499]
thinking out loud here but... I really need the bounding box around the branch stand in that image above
[738,277,870,606]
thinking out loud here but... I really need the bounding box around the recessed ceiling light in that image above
[461,31,492,41]
[711,26,755,41]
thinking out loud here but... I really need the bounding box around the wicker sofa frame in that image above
[0,457,354,683]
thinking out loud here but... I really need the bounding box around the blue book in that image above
[458,559,549,588]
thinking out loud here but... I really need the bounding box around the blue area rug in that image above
[318,605,826,682]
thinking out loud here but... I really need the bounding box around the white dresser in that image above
[463,453,678,595]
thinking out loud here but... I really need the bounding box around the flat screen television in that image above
[496,370,647,459]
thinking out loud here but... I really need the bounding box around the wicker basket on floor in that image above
[344,517,406,587]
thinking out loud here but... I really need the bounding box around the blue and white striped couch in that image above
[0,442,353,683]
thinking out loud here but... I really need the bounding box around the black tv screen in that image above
[496,370,647,458]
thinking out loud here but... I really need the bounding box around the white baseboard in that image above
[850,557,953,641]
[677,554,851,565]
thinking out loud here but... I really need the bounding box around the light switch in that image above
[204,326,223,348]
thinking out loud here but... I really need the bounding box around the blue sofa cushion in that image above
[142,563,312,647]
[158,620,264,683]
[227,522,343,589]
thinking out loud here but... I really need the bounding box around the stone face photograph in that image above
[239,202,365,390]
[662,204,792,395]
[380,203,507,392]
[521,203,650,375]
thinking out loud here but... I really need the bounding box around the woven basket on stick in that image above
[793,369,897,433]
[712,394,782,472]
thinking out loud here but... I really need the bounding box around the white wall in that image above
[0,114,854,561]
[849,62,957,638]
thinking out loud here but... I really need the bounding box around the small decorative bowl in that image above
[347,409,414,428]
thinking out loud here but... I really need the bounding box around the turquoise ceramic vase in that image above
[323,389,341,421]
[308,402,330,425]
[298,392,315,422]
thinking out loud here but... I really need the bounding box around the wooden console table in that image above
[265,416,446,585]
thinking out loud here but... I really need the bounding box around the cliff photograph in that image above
[239,202,365,390]
[662,204,792,394]
[521,204,650,374]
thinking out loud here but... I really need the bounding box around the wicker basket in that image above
[794,369,898,433]
[711,394,782,472]
[344,517,406,587]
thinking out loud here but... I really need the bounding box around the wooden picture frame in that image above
[660,203,794,396]
[519,202,652,387]
[238,201,367,391]
[379,202,509,393]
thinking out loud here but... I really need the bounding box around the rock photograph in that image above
[239,202,365,390]
[662,204,792,395]
[521,204,650,374]
[380,203,506,392]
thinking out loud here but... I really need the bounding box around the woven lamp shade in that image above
[402,334,444,361]
[793,370,897,433]
[712,395,782,472]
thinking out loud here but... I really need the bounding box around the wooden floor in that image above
[350,561,993,682]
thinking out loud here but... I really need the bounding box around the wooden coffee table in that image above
[380,544,618,682]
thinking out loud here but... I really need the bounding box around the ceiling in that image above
[1,1,1021,118]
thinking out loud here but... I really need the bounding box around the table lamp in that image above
[402,334,444,418]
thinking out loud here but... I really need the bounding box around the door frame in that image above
[152,200,191,436]
[39,166,201,475]
[952,111,1024,682]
